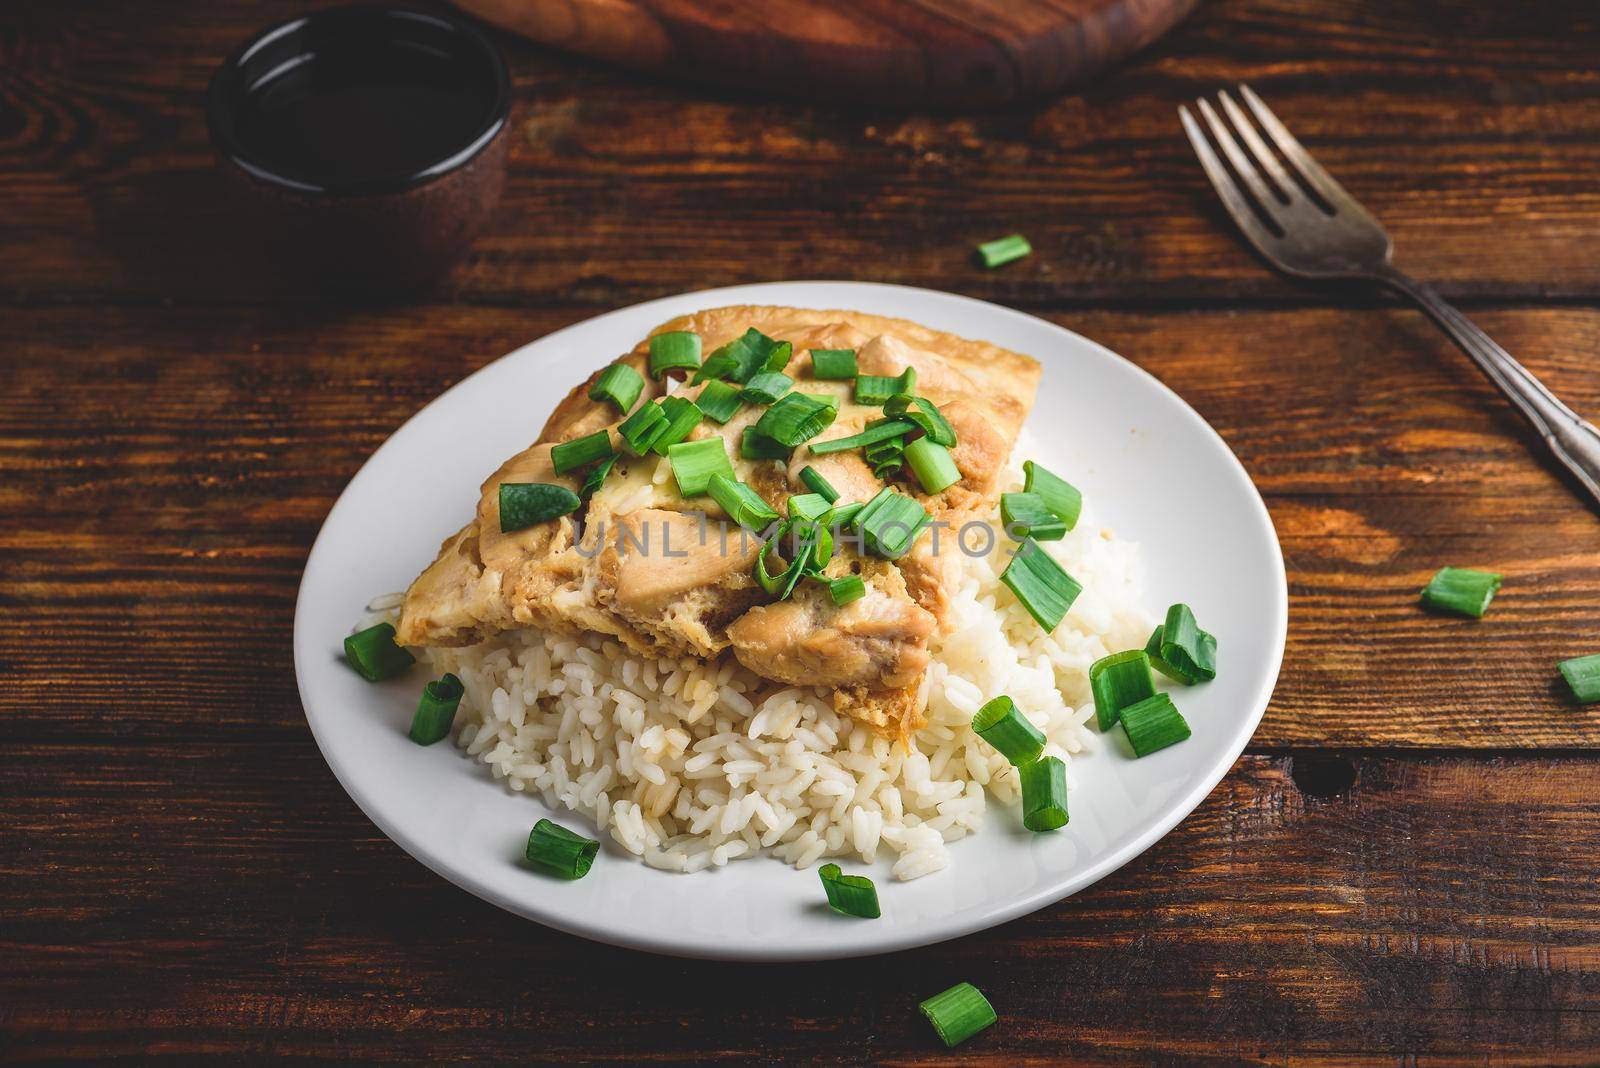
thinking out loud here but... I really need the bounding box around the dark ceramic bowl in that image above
[207,5,511,293]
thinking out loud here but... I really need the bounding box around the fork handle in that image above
[1375,264,1600,509]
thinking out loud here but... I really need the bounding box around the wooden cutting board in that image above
[453,0,1199,108]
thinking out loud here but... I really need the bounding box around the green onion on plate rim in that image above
[343,622,414,682]
[818,863,880,918]
[1019,755,1068,831]
[525,819,599,879]
[409,673,463,745]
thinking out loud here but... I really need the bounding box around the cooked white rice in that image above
[396,449,1151,879]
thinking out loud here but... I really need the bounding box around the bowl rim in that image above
[206,3,511,197]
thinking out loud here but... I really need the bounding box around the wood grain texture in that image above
[5,747,1599,1062]
[452,0,1199,108]
[2,1,1600,304]
[4,304,1598,749]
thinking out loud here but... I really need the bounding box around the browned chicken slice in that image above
[398,305,1040,739]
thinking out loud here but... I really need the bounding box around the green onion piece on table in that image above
[579,454,617,499]
[409,673,464,745]
[740,371,793,405]
[1558,654,1600,703]
[977,233,1031,268]
[1119,692,1191,757]
[808,419,915,456]
[1000,540,1082,631]
[854,367,917,406]
[708,474,779,530]
[617,399,668,455]
[694,379,744,424]
[741,427,792,460]
[550,429,613,475]
[667,437,734,497]
[971,695,1046,766]
[343,622,415,682]
[651,396,705,454]
[1000,491,1066,541]
[904,437,961,494]
[1089,650,1157,730]
[1022,460,1082,531]
[648,330,702,377]
[499,483,581,532]
[799,465,839,502]
[825,574,866,606]
[810,348,858,379]
[1158,604,1217,683]
[857,487,931,558]
[787,492,832,521]
[587,362,644,412]
[919,983,997,1049]
[524,819,599,879]
[884,394,957,447]
[818,863,880,918]
[1421,566,1503,618]
[753,392,838,447]
[1019,755,1068,831]
[695,328,785,384]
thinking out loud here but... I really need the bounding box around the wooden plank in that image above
[2,1,1600,304]
[3,750,1597,1061]
[3,303,1598,748]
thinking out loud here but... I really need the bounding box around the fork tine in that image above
[1237,84,1361,212]
[1178,104,1281,258]
[1195,97,1279,215]
[1217,89,1293,202]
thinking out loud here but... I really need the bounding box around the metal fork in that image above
[1181,85,1600,509]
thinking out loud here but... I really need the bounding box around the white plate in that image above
[294,282,1286,961]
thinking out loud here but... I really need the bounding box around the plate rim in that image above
[293,280,1288,961]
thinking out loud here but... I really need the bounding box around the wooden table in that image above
[5,1,1599,1062]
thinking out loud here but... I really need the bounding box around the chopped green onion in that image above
[753,392,838,447]
[854,366,916,406]
[1089,650,1156,731]
[1558,654,1600,703]
[1000,540,1081,631]
[1119,693,1191,757]
[1421,566,1503,618]
[524,819,599,879]
[971,695,1045,766]
[648,330,702,378]
[741,427,791,460]
[884,394,957,447]
[824,574,866,606]
[708,474,779,530]
[695,328,784,384]
[1000,492,1066,541]
[740,371,793,405]
[818,863,880,918]
[800,391,841,411]
[799,465,839,502]
[694,379,744,424]
[617,399,668,455]
[787,492,832,521]
[1159,604,1217,683]
[499,483,581,531]
[857,487,931,558]
[808,419,916,455]
[588,362,644,412]
[865,436,906,479]
[904,437,961,494]
[919,983,996,1049]
[1023,461,1082,531]
[1019,755,1068,831]
[810,348,858,379]
[344,622,415,681]
[651,396,704,454]
[550,429,613,474]
[1143,623,1212,685]
[667,437,734,497]
[764,340,794,374]
[409,673,463,744]
[977,233,1031,268]
[755,520,820,598]
[579,454,617,499]
[825,501,865,528]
